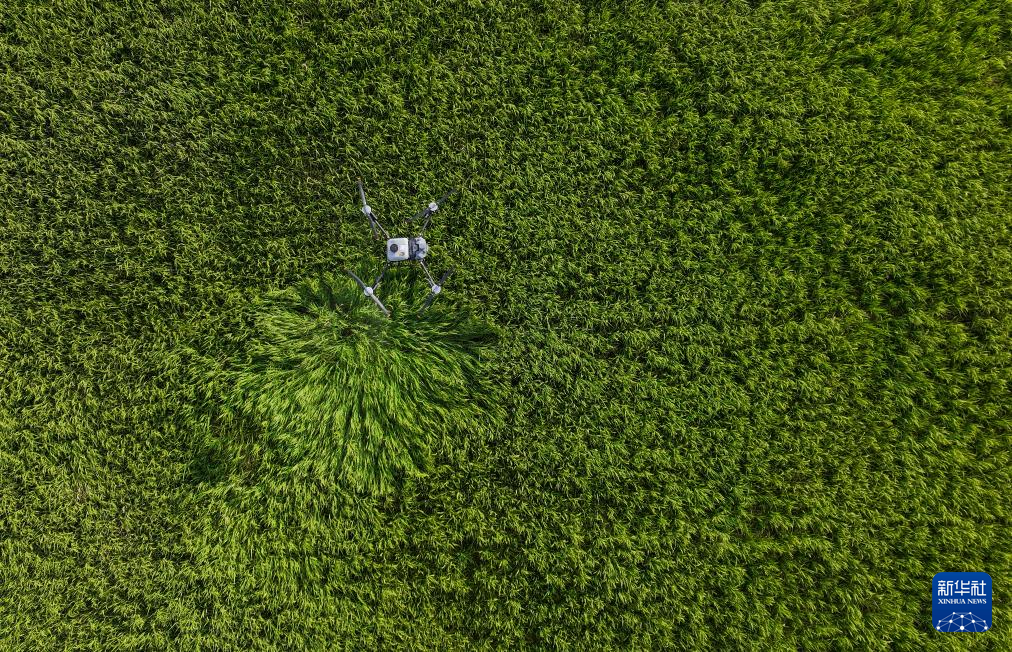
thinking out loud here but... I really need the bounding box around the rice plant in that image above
[216,269,496,495]
[1,0,1010,649]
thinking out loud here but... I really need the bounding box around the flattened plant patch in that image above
[216,270,497,494]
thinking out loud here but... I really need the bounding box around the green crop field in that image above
[2,0,1010,649]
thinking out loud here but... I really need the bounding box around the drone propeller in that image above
[347,269,390,317]
[421,266,455,312]
[356,177,388,239]
[410,187,456,223]
[356,178,376,236]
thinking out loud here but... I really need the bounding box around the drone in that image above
[347,178,456,317]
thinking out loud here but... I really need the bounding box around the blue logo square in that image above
[933,572,992,633]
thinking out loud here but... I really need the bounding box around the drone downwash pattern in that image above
[348,178,456,317]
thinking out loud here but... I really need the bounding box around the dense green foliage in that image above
[206,270,497,495]
[1,0,1010,649]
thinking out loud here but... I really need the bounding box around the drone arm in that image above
[365,216,379,238]
[418,259,437,287]
[372,262,391,290]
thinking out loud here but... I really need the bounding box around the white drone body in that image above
[347,181,454,316]
[385,236,428,262]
